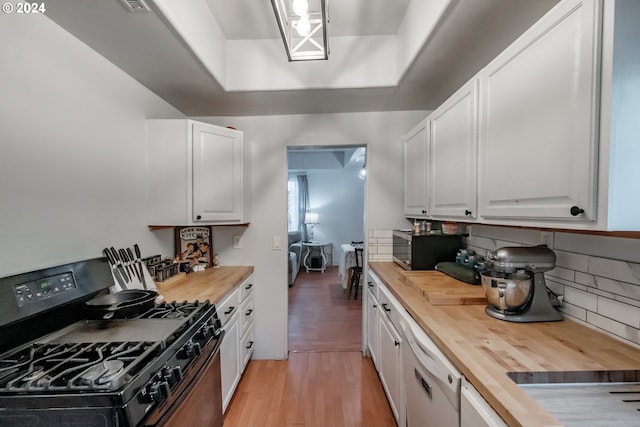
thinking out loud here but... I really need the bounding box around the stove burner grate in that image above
[0,341,158,393]
[139,301,202,319]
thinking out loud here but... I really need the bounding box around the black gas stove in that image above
[0,258,223,427]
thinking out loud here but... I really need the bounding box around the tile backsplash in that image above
[467,225,640,348]
[367,229,393,262]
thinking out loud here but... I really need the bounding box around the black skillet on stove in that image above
[84,289,158,320]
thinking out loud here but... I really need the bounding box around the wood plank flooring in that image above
[289,268,362,352]
[223,267,396,427]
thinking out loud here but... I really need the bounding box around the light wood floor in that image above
[223,267,396,427]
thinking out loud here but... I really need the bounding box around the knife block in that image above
[109,263,157,293]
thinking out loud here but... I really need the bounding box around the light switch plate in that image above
[272,235,282,250]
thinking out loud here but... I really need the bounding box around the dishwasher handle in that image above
[415,368,432,400]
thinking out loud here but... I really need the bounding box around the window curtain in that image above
[297,174,310,241]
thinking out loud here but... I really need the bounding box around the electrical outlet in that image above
[233,235,242,249]
[540,231,553,248]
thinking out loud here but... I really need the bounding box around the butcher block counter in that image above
[156,266,254,304]
[369,262,640,427]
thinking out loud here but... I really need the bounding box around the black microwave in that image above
[392,230,462,270]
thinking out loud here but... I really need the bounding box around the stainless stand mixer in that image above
[481,245,563,322]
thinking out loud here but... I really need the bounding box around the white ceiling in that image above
[44,0,560,116]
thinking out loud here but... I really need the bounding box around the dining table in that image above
[338,243,357,289]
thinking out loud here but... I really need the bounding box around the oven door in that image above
[150,345,223,427]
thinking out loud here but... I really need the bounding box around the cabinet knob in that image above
[421,209,427,215]
[394,340,400,346]
[570,206,584,216]
[196,215,202,220]
[464,209,472,216]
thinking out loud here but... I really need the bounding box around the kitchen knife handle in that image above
[110,247,120,263]
[104,248,116,266]
[134,244,142,260]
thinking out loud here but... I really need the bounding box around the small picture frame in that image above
[174,226,214,268]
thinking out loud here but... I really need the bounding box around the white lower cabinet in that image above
[376,283,405,427]
[220,307,240,412]
[461,378,507,427]
[219,276,255,412]
[378,312,402,424]
[366,286,379,370]
[239,284,255,370]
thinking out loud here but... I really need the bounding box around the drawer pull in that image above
[246,341,254,349]
[224,306,235,315]
[381,303,391,312]
[245,283,253,290]
[245,309,253,316]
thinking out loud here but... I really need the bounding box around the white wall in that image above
[196,111,426,359]
[0,14,183,276]
[306,170,365,265]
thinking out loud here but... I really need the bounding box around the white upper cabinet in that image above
[598,0,640,230]
[430,77,479,220]
[478,0,600,223]
[403,117,430,217]
[147,119,250,226]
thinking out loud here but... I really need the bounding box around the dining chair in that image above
[347,241,364,300]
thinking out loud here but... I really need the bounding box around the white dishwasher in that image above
[400,315,461,427]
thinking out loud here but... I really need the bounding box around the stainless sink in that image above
[507,371,640,426]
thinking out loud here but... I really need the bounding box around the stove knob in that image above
[201,325,213,340]
[162,366,182,386]
[184,341,202,358]
[148,381,170,403]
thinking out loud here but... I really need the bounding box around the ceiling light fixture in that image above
[359,163,367,180]
[271,0,329,62]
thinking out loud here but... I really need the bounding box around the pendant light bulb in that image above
[296,15,311,37]
[359,166,367,180]
[292,0,308,17]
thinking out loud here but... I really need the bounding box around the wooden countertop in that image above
[156,266,254,305]
[369,262,640,427]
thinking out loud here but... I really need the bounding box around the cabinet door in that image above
[378,310,402,424]
[404,118,430,217]
[220,314,240,412]
[366,287,379,370]
[192,123,243,222]
[430,77,479,219]
[479,0,599,221]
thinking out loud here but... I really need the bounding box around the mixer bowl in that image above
[481,270,533,312]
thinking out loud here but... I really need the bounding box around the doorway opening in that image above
[286,145,366,353]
